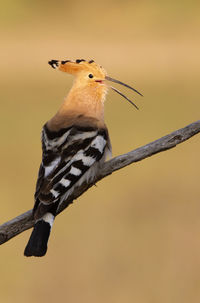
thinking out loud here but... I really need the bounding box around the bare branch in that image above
[0,120,200,245]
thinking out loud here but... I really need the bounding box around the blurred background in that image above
[1,0,200,302]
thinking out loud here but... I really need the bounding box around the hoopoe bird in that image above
[24,59,142,257]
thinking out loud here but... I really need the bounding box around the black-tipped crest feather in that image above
[48,60,59,69]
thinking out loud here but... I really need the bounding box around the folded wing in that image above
[33,124,110,219]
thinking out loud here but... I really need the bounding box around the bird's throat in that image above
[48,84,107,131]
[60,85,106,121]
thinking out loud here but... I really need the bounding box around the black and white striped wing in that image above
[33,124,110,218]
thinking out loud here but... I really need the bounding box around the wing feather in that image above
[33,124,110,219]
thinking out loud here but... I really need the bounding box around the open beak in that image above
[110,86,139,110]
[104,76,143,110]
[105,76,143,97]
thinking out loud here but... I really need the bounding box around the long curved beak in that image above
[110,86,139,110]
[104,76,142,110]
[105,76,143,97]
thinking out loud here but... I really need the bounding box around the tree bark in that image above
[0,120,200,245]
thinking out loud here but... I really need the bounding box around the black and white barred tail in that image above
[24,124,111,257]
[24,213,54,257]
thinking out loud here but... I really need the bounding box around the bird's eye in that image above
[88,74,94,78]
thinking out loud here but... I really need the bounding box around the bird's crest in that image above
[48,59,106,79]
[48,59,143,109]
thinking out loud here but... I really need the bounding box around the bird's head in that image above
[48,59,106,87]
[48,59,143,109]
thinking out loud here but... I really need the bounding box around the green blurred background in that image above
[1,0,200,302]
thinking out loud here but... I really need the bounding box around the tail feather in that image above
[24,213,54,257]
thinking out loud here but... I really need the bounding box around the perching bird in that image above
[24,59,142,257]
